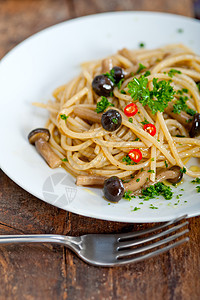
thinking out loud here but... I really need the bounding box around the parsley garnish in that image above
[173,96,196,116]
[120,89,126,94]
[197,83,200,92]
[122,155,136,165]
[123,190,135,201]
[128,117,133,123]
[164,161,168,168]
[117,78,124,89]
[136,63,147,74]
[141,118,149,125]
[148,170,155,173]
[132,207,141,211]
[105,69,124,89]
[112,118,118,124]
[151,158,155,161]
[180,167,186,174]
[60,114,69,120]
[127,76,175,115]
[141,182,173,200]
[136,178,140,182]
[61,158,68,162]
[96,96,114,113]
[139,42,145,48]
[144,70,151,77]
[177,28,184,33]
[149,204,158,209]
[134,137,140,141]
[168,69,182,78]
[196,186,200,193]
[104,71,115,84]
[191,178,200,184]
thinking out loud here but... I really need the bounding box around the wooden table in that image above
[0,0,199,299]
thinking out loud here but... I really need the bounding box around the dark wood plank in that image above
[70,0,194,18]
[0,0,199,299]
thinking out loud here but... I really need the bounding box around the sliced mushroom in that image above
[101,58,113,73]
[165,103,200,137]
[76,175,106,186]
[73,107,102,123]
[123,169,150,192]
[28,128,62,168]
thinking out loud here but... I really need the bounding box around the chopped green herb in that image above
[136,178,140,182]
[191,178,200,184]
[141,118,149,125]
[112,118,118,124]
[120,89,126,94]
[186,118,193,123]
[184,200,187,203]
[180,167,186,174]
[151,158,155,161]
[164,161,168,168]
[144,70,151,77]
[139,202,144,205]
[122,154,136,165]
[139,42,145,48]
[134,137,140,141]
[60,114,69,120]
[168,69,182,78]
[148,170,155,173]
[104,71,115,84]
[128,117,133,123]
[182,88,189,93]
[127,76,175,115]
[61,158,68,162]
[117,78,124,89]
[196,186,200,193]
[177,28,184,33]
[108,203,111,205]
[136,63,147,74]
[173,96,196,116]
[141,168,144,172]
[175,135,186,138]
[96,96,114,113]
[141,182,173,200]
[197,83,200,92]
[123,190,136,201]
[149,204,158,209]
[132,207,141,211]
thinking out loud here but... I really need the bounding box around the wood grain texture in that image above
[0,0,199,299]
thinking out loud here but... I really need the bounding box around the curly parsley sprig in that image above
[127,76,175,115]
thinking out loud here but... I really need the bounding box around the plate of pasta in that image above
[0,11,200,222]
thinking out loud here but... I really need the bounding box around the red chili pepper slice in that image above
[124,103,138,117]
[128,149,142,163]
[143,123,156,136]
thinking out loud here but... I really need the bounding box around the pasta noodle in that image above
[33,44,200,193]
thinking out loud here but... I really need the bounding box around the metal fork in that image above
[0,215,189,267]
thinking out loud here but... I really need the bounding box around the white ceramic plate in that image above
[1,12,200,223]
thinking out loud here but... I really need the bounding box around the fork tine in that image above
[117,215,187,240]
[116,229,189,258]
[117,221,188,249]
[114,237,189,266]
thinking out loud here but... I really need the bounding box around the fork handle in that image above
[0,234,80,246]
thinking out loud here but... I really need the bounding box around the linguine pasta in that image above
[33,44,200,193]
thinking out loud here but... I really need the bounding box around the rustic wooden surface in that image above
[0,0,199,299]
